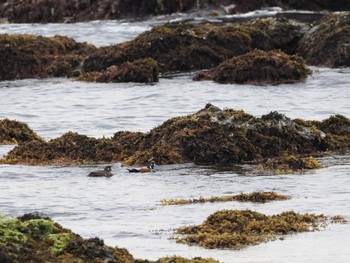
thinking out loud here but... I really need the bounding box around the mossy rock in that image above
[0,213,219,263]
[82,18,306,74]
[175,209,346,249]
[193,49,311,85]
[0,119,43,144]
[0,34,96,80]
[0,213,135,263]
[297,11,350,67]
[78,58,159,83]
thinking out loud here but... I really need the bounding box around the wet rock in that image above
[175,209,346,249]
[0,34,96,80]
[297,12,350,67]
[78,58,159,83]
[193,49,311,85]
[0,118,43,144]
[83,18,306,74]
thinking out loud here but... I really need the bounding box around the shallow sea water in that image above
[1,18,350,263]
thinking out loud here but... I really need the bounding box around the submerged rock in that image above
[175,209,346,249]
[82,18,306,74]
[298,12,350,67]
[0,119,43,144]
[1,104,349,166]
[0,34,96,80]
[193,49,311,85]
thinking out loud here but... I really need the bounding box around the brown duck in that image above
[88,166,113,177]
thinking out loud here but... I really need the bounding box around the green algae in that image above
[175,209,347,249]
[160,191,289,206]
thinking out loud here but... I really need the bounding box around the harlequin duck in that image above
[127,161,155,173]
[88,166,113,177]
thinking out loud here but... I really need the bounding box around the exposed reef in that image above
[160,191,289,205]
[0,119,43,144]
[1,104,350,167]
[0,213,218,263]
[0,0,348,23]
[0,34,96,80]
[82,18,306,75]
[193,49,311,85]
[175,209,347,249]
[298,11,350,67]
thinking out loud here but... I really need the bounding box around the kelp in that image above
[175,209,347,249]
[160,191,289,206]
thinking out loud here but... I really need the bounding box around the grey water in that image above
[1,16,350,263]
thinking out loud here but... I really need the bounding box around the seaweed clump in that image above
[193,49,311,85]
[2,132,121,165]
[161,191,289,206]
[298,12,350,67]
[175,209,347,249]
[0,34,96,80]
[0,119,43,144]
[260,155,322,174]
[78,58,159,83]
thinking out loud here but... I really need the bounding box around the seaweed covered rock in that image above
[297,12,350,67]
[2,104,350,166]
[193,49,311,85]
[0,213,134,263]
[2,132,121,165]
[82,18,306,74]
[0,34,96,80]
[175,209,346,249]
[78,58,159,83]
[0,119,43,144]
[116,104,347,166]
[0,213,219,263]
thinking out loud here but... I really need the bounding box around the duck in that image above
[88,166,113,177]
[126,161,155,173]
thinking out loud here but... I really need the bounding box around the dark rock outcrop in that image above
[0,119,43,144]
[193,49,311,85]
[297,11,350,67]
[2,104,350,167]
[0,0,348,23]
